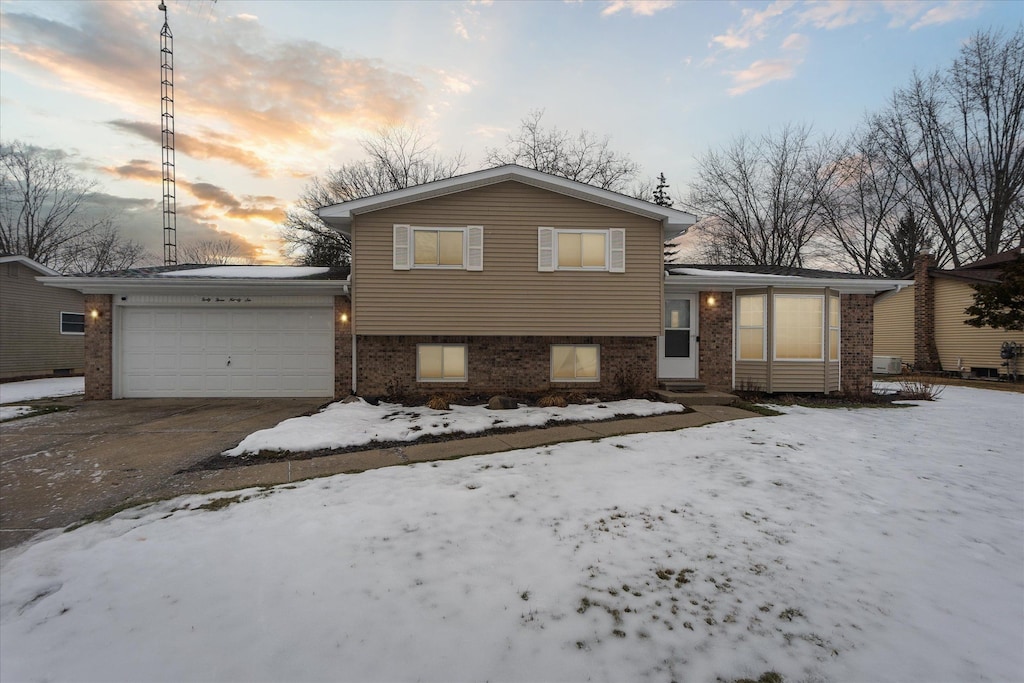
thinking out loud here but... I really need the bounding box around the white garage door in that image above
[120,307,334,397]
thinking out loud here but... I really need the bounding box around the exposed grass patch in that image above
[731,400,783,416]
[194,495,245,512]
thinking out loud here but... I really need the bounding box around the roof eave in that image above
[665,274,913,293]
[38,277,350,296]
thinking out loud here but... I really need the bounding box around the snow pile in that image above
[0,406,33,421]
[224,398,685,456]
[158,266,330,278]
[0,377,83,404]
[1,386,1021,682]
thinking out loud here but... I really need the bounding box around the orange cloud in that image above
[1,4,425,176]
[103,159,162,183]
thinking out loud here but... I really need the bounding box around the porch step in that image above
[658,380,707,392]
[652,388,738,406]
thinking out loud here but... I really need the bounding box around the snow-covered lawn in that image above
[2,386,1021,682]
[0,377,84,404]
[0,377,83,421]
[226,398,684,455]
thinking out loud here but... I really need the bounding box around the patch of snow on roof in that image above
[669,268,796,278]
[158,266,330,279]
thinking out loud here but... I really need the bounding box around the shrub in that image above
[537,394,568,408]
[895,376,944,400]
[565,390,590,404]
[426,393,457,410]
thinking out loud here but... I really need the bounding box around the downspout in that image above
[348,274,357,395]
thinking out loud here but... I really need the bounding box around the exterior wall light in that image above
[90,309,101,319]
[340,313,349,323]
[706,295,717,307]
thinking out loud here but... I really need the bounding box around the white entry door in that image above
[119,307,334,398]
[658,294,698,379]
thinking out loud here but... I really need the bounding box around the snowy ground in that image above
[0,378,83,422]
[0,377,84,404]
[226,398,684,455]
[1,386,1021,683]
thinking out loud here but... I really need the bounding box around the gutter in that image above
[38,276,350,297]
[665,274,914,294]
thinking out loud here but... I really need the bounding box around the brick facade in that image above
[698,291,733,390]
[334,296,352,399]
[83,294,113,400]
[913,252,941,370]
[356,335,657,399]
[841,293,874,396]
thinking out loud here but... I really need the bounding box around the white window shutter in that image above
[609,228,625,272]
[466,225,483,271]
[538,227,554,272]
[393,224,411,270]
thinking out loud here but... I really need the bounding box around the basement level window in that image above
[417,344,467,382]
[60,312,85,335]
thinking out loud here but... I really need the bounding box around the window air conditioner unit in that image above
[873,356,902,374]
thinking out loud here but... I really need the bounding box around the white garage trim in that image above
[116,303,334,398]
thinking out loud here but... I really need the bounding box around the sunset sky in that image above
[1,0,1019,264]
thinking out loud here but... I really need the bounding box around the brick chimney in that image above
[913,250,941,370]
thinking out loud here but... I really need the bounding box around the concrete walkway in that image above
[1,400,760,550]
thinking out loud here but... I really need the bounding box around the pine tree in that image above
[653,172,672,207]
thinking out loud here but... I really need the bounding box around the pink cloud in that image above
[727,58,801,96]
[602,1,675,17]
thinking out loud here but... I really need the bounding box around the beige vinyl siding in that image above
[772,362,827,392]
[827,362,840,392]
[352,181,664,336]
[934,278,1024,372]
[873,286,915,364]
[0,262,84,378]
[735,362,768,392]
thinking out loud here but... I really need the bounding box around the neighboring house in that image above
[0,255,85,381]
[41,166,908,400]
[874,248,1024,377]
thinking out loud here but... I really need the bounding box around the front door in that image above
[658,294,698,379]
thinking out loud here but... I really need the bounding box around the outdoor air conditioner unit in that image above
[873,356,902,374]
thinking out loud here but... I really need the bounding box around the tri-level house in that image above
[40,165,909,400]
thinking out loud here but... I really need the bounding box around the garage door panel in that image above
[120,306,334,398]
[179,332,203,349]
[153,312,180,329]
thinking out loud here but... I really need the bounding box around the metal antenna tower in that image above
[159,2,177,265]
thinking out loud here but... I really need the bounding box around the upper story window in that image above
[538,227,625,273]
[393,225,483,271]
[60,311,85,335]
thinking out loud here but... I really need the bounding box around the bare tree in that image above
[484,109,641,193]
[872,27,1024,266]
[280,126,466,266]
[688,124,842,267]
[0,141,148,273]
[818,128,912,274]
[179,237,255,265]
[58,220,151,274]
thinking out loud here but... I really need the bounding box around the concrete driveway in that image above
[0,396,325,550]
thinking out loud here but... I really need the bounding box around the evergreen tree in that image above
[879,209,931,277]
[965,255,1024,331]
[653,172,672,207]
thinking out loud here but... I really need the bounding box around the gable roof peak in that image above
[316,164,697,239]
